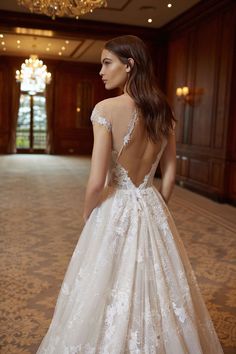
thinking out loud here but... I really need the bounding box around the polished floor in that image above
[0,154,235,354]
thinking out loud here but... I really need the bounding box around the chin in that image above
[105,84,117,90]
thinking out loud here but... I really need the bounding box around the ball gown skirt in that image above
[36,183,224,354]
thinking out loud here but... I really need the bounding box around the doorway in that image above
[16,93,47,153]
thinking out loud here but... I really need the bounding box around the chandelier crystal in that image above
[16,55,52,95]
[18,0,107,19]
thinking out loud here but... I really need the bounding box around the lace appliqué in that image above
[90,107,112,132]
[123,110,138,146]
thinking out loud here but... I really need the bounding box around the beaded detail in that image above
[123,110,138,146]
[90,107,112,132]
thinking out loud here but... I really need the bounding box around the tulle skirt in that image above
[37,186,223,354]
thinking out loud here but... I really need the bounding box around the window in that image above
[16,91,47,152]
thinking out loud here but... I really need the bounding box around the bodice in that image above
[90,104,167,191]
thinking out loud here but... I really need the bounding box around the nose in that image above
[99,67,103,76]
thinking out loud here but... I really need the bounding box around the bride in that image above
[37,35,224,353]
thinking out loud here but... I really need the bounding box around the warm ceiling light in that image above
[1,41,5,45]
[65,40,69,44]
[58,52,62,56]
[17,0,107,19]
[148,18,152,23]
[61,46,66,50]
[46,47,50,51]
[3,48,6,51]
[17,40,21,44]
[17,45,21,48]
[16,27,53,37]
[0,34,3,38]
[167,3,172,8]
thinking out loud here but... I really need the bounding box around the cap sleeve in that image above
[90,106,112,132]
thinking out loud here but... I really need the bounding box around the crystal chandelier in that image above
[18,0,107,19]
[16,55,52,95]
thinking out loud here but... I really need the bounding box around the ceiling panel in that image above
[0,33,80,58]
[0,0,202,28]
[77,40,107,63]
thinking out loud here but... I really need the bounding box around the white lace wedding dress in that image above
[37,105,224,354]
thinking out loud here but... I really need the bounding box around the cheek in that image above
[113,66,127,82]
[109,63,125,76]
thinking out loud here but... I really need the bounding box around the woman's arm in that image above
[83,124,112,222]
[159,133,176,204]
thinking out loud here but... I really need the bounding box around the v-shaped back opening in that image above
[114,112,164,188]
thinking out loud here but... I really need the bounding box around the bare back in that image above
[91,95,166,189]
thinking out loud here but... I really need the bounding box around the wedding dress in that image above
[37,103,224,354]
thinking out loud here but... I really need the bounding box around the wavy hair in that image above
[104,35,176,142]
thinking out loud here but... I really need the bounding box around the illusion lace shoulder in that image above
[90,106,112,132]
[36,106,224,354]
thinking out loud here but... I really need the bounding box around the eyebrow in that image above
[101,57,112,63]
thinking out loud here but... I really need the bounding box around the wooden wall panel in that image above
[227,164,236,200]
[55,72,77,130]
[0,59,11,153]
[176,155,182,176]
[0,67,4,150]
[165,0,236,203]
[166,34,188,144]
[189,159,209,185]
[0,69,3,128]
[180,156,189,178]
[210,160,225,191]
[225,5,236,202]
[191,17,218,147]
[214,9,234,150]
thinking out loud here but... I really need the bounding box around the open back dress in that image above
[36,101,224,354]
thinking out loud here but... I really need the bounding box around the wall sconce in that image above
[176,86,204,105]
[176,86,192,104]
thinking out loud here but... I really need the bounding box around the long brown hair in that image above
[104,35,176,142]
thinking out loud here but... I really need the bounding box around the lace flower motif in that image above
[90,107,112,132]
[123,111,138,146]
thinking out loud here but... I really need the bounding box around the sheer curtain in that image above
[7,70,20,153]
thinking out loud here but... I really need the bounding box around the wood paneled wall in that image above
[50,61,115,154]
[165,0,236,203]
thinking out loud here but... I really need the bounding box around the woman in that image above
[37,35,223,353]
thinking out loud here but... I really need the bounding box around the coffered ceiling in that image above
[0,0,201,63]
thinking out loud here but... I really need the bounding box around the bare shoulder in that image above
[95,96,122,110]
[94,96,125,122]
[96,95,134,114]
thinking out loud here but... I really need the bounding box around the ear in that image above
[125,58,134,73]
